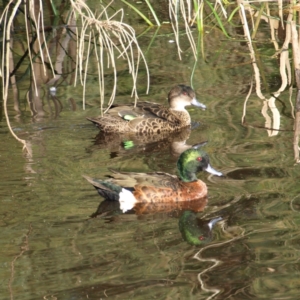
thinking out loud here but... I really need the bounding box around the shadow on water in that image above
[88,125,205,158]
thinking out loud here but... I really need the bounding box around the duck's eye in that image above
[199,235,205,240]
[197,157,202,161]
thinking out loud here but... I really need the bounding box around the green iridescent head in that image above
[177,146,222,182]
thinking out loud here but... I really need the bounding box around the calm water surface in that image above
[1,14,300,300]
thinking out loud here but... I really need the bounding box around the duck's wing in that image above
[108,102,163,119]
[136,102,181,123]
[123,101,180,123]
[107,105,144,118]
[108,169,182,191]
[83,175,122,201]
[86,114,132,132]
[87,104,183,134]
[83,175,110,190]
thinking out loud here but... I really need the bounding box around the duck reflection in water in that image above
[89,121,203,159]
[179,211,222,246]
[90,201,222,246]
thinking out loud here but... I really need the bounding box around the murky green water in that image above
[1,6,300,300]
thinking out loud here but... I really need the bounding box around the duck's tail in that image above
[83,175,137,213]
[83,175,120,200]
[86,117,100,126]
[86,116,130,133]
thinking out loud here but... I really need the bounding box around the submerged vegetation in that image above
[1,0,300,160]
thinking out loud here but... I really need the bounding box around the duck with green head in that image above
[87,85,206,134]
[84,145,222,213]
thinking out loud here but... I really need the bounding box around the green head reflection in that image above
[179,211,222,246]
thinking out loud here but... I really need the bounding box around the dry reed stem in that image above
[70,0,149,113]
[26,0,56,90]
[23,3,38,95]
[215,0,227,18]
[278,0,284,29]
[266,3,280,51]
[180,0,197,59]
[239,1,265,100]
[169,0,227,61]
[291,20,300,162]
[1,0,32,156]
[241,79,254,124]
[266,6,293,136]
[1,0,149,151]
[169,3,182,59]
[169,0,198,60]
[46,13,76,86]
[238,0,293,136]
[278,13,293,93]
[1,0,57,154]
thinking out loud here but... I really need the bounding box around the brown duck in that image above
[83,145,222,213]
[87,84,206,134]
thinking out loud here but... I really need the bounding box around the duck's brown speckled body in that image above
[87,85,206,134]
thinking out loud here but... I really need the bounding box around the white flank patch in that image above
[119,188,137,213]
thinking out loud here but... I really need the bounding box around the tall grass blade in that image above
[204,0,230,38]
[120,0,154,26]
[145,0,161,26]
